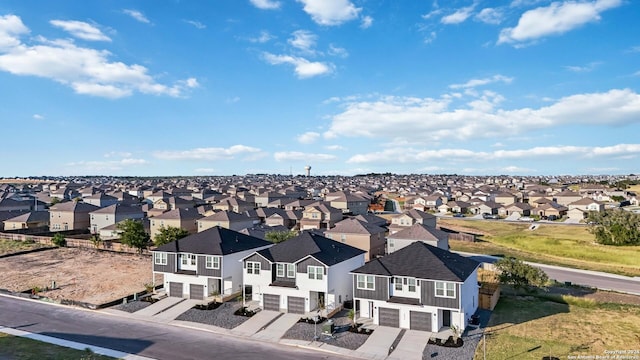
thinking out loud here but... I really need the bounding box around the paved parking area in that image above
[387,329,431,360]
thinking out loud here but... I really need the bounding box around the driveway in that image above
[388,330,430,360]
[231,310,281,337]
[252,313,300,341]
[354,326,402,359]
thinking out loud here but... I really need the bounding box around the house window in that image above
[407,278,416,292]
[394,277,402,291]
[388,239,394,248]
[308,266,323,280]
[276,263,285,277]
[206,256,220,269]
[154,252,167,265]
[326,233,332,239]
[340,234,346,242]
[246,261,260,275]
[356,275,375,290]
[435,281,456,298]
[287,264,295,278]
[181,254,188,265]
[311,213,318,219]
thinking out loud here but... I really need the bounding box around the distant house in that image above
[149,208,203,240]
[567,198,605,213]
[327,192,370,216]
[351,242,480,332]
[3,211,49,231]
[197,210,255,232]
[0,198,32,212]
[89,204,144,234]
[241,231,365,315]
[389,209,436,234]
[299,203,343,230]
[554,190,582,206]
[83,193,119,208]
[499,203,532,217]
[49,201,100,232]
[324,218,386,261]
[152,227,272,300]
[387,223,449,254]
[212,197,254,213]
[491,192,517,206]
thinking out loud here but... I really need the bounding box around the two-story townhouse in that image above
[299,203,343,230]
[388,209,436,235]
[83,193,119,208]
[324,218,386,261]
[89,204,144,234]
[328,193,370,216]
[212,197,254,213]
[387,223,449,254]
[49,201,100,232]
[351,241,480,332]
[197,210,255,232]
[242,231,365,315]
[149,208,203,240]
[152,226,272,300]
[3,211,49,231]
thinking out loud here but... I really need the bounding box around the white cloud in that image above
[194,168,215,174]
[249,30,274,43]
[347,144,640,164]
[122,9,150,24]
[297,131,321,144]
[360,16,373,29]
[422,9,443,20]
[441,5,475,25]
[564,61,602,72]
[274,151,337,162]
[296,0,361,26]
[325,145,345,151]
[104,151,132,158]
[50,20,111,41]
[226,96,240,103]
[498,0,623,45]
[424,31,437,44]
[501,165,535,173]
[449,75,513,89]
[328,44,348,58]
[323,89,640,143]
[263,52,333,78]
[185,20,206,29]
[475,8,504,25]
[0,15,198,99]
[32,114,44,120]
[249,0,281,10]
[288,30,317,54]
[154,145,265,161]
[65,157,147,172]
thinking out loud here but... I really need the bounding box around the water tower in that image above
[304,165,311,177]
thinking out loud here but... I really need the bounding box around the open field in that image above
[442,219,640,277]
[627,184,640,193]
[0,247,153,305]
[474,292,640,360]
[0,332,114,360]
[0,239,49,256]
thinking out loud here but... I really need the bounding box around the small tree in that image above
[117,219,150,254]
[89,234,102,249]
[265,230,297,243]
[154,226,190,247]
[494,257,548,290]
[52,233,66,247]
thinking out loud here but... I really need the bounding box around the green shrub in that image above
[52,233,66,247]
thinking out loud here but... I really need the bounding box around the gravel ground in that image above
[283,310,371,350]
[423,309,492,360]
[175,301,252,329]
[112,300,152,313]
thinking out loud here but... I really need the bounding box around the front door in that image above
[369,301,374,318]
[442,310,451,327]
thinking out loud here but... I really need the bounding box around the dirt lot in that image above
[0,247,153,305]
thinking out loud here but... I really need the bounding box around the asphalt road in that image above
[460,252,640,296]
[0,296,347,360]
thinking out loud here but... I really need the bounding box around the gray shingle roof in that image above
[351,242,479,282]
[154,226,271,255]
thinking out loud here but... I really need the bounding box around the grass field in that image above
[0,239,48,256]
[628,184,640,193]
[0,332,114,360]
[474,292,640,360]
[442,219,640,277]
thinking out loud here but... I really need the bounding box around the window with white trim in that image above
[308,266,323,280]
[435,281,456,298]
[154,252,167,265]
[246,261,260,275]
[276,263,285,277]
[394,277,402,291]
[205,256,219,269]
[356,275,375,290]
[407,278,416,292]
[287,264,295,278]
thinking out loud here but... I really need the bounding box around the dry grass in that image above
[627,184,640,193]
[0,239,48,256]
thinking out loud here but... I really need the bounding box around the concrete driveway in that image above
[231,310,281,336]
[252,313,300,341]
[354,326,402,360]
[387,330,431,360]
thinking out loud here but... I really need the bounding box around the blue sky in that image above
[1,0,639,177]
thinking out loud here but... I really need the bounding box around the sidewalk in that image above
[0,325,155,360]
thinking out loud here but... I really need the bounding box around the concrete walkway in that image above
[252,313,300,341]
[387,330,431,360]
[231,310,281,337]
[0,326,155,360]
[354,326,402,360]
[133,296,185,317]
[152,299,200,323]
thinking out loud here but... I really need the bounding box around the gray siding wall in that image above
[274,262,296,285]
[244,253,271,271]
[197,255,221,277]
[353,274,389,301]
[296,257,325,273]
[420,280,460,309]
[153,253,176,273]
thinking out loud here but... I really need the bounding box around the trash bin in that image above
[322,319,335,334]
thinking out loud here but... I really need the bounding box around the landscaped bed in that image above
[0,247,153,305]
[174,300,254,329]
[282,310,371,350]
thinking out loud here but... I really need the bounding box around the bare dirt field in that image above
[0,247,153,305]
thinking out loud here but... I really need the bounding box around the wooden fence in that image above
[0,232,149,255]
[479,283,500,310]
[447,232,476,242]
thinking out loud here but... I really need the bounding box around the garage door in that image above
[263,294,280,311]
[378,307,400,327]
[410,311,431,331]
[287,296,305,314]
[169,282,183,298]
[189,284,204,300]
